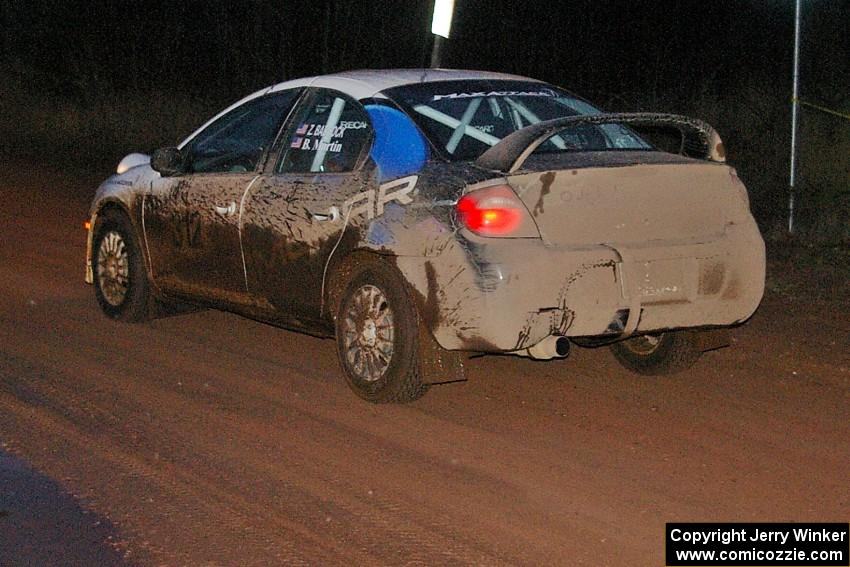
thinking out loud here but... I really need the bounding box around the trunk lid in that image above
[507,158,748,246]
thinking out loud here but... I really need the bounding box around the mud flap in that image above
[417,321,467,385]
[692,328,731,352]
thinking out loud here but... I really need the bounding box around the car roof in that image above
[266,68,542,100]
[179,69,542,149]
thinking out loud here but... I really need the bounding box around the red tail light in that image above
[456,185,537,237]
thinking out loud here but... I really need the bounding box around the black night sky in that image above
[1,0,848,235]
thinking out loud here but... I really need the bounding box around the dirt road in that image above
[1,162,847,566]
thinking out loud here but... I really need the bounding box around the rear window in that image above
[383,79,650,161]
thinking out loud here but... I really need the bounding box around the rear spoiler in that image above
[475,113,726,174]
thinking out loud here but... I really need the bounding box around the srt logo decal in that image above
[343,175,418,220]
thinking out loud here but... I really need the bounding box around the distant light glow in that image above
[431,0,455,38]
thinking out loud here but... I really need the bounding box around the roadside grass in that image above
[766,240,850,304]
[0,82,218,176]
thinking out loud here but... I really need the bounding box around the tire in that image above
[335,261,427,403]
[610,331,701,376]
[92,210,151,322]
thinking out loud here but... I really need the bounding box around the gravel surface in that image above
[0,162,847,565]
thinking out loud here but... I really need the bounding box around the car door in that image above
[143,90,300,303]
[241,88,377,321]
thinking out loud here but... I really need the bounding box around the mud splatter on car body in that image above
[86,69,765,395]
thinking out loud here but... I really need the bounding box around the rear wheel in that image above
[93,211,151,322]
[335,262,426,403]
[610,331,701,375]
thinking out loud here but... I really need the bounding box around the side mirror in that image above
[150,147,186,176]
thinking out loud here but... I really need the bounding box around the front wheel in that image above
[610,331,701,375]
[335,262,427,403]
[92,210,151,322]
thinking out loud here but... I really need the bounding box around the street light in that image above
[430,0,455,68]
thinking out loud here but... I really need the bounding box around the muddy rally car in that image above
[85,69,765,403]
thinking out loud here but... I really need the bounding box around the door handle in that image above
[214,201,237,216]
[311,206,340,223]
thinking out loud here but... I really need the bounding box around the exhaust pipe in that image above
[524,336,571,360]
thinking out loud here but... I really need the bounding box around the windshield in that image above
[383,79,651,161]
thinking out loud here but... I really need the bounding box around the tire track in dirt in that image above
[0,358,349,565]
[0,295,531,564]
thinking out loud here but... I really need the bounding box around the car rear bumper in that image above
[398,221,765,352]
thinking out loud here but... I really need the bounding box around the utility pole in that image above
[788,0,802,234]
[430,0,455,68]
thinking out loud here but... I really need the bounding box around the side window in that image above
[187,90,299,174]
[365,104,428,182]
[278,90,372,174]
